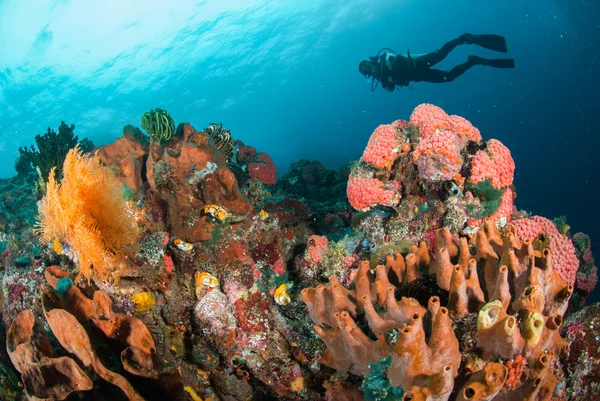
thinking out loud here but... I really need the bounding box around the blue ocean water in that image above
[0,0,598,300]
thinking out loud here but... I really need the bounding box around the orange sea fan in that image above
[36,145,139,281]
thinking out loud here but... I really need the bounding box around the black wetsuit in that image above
[372,35,514,91]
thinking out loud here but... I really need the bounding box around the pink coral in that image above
[413,130,465,181]
[531,215,560,236]
[409,104,449,139]
[360,124,401,169]
[346,175,397,212]
[511,216,579,285]
[409,103,482,142]
[549,233,579,285]
[306,235,329,265]
[248,152,277,185]
[511,217,544,242]
[469,139,515,188]
[445,114,482,142]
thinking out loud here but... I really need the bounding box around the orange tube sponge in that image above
[303,216,573,400]
[36,145,139,281]
[456,362,508,401]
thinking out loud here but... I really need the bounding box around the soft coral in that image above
[36,146,138,281]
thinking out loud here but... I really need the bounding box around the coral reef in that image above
[146,122,252,242]
[346,103,516,241]
[0,104,598,401]
[302,219,572,400]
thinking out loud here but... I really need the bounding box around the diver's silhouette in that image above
[359,34,515,92]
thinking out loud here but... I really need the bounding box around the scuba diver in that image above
[359,33,515,92]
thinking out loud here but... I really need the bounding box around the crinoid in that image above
[141,108,175,144]
[206,122,235,160]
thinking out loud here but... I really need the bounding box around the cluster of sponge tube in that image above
[302,217,571,401]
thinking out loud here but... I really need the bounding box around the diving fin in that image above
[463,34,508,53]
[468,55,515,68]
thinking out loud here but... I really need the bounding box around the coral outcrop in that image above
[95,125,149,192]
[1,104,597,401]
[146,122,251,241]
[347,103,516,240]
[303,219,571,400]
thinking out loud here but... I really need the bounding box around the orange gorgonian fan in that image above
[35,145,138,281]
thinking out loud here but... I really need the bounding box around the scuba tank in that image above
[369,48,413,92]
[369,48,396,92]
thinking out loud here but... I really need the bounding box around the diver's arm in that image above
[381,78,395,92]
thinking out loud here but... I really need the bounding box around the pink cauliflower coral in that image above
[511,217,545,242]
[531,215,560,236]
[469,139,515,189]
[391,119,409,129]
[549,233,580,285]
[413,130,465,182]
[445,114,482,142]
[409,104,449,139]
[306,235,329,265]
[409,103,482,142]
[237,145,257,164]
[511,216,579,285]
[360,124,401,169]
[346,175,398,212]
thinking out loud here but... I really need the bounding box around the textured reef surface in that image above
[0,104,598,401]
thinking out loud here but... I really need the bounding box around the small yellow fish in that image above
[203,204,228,221]
[274,283,291,306]
[173,238,193,252]
[259,210,269,220]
